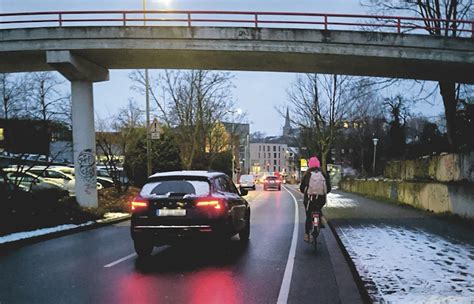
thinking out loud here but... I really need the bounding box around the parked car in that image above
[51,166,105,191]
[239,174,256,191]
[263,175,281,191]
[96,166,130,188]
[25,154,53,163]
[0,173,35,203]
[29,166,78,196]
[130,170,251,257]
[3,169,69,199]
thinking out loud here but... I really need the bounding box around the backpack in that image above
[307,171,327,196]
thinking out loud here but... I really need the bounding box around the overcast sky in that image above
[2,0,444,135]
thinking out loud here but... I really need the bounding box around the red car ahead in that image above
[263,176,281,191]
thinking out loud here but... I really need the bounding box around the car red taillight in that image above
[196,197,224,211]
[131,196,148,211]
[196,199,222,210]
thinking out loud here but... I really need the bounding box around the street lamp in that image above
[226,109,241,183]
[142,0,152,176]
[372,138,379,174]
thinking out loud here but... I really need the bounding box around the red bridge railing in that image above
[1,10,473,38]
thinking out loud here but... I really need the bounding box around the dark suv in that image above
[130,171,251,256]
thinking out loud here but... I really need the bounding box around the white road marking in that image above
[277,185,299,304]
[103,253,136,268]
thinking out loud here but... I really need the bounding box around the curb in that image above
[327,220,373,304]
[0,215,131,251]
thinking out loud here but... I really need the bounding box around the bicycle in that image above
[310,210,321,252]
[306,197,322,252]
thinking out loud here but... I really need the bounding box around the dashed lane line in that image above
[103,253,136,268]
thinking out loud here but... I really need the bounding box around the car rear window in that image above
[141,179,210,197]
[266,176,277,180]
[239,175,253,182]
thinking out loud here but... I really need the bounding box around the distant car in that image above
[239,174,256,191]
[25,154,53,163]
[263,175,281,191]
[130,170,251,257]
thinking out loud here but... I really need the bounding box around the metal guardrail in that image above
[1,10,473,38]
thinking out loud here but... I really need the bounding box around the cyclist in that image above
[299,156,331,242]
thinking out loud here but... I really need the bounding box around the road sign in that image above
[150,118,162,133]
[150,118,162,140]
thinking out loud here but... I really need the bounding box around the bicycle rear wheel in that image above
[312,229,319,252]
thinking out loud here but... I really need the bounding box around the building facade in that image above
[249,142,288,177]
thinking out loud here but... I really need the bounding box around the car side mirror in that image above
[240,188,248,196]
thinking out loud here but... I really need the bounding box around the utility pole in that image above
[372,138,379,174]
[143,0,152,177]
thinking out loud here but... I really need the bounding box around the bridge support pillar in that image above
[47,51,109,208]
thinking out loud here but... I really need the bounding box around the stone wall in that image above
[384,152,474,182]
[340,179,474,218]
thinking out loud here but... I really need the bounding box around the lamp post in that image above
[142,0,152,177]
[372,138,379,174]
[226,109,241,183]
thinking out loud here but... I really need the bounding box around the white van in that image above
[239,174,256,191]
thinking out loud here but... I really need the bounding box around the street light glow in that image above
[149,0,173,8]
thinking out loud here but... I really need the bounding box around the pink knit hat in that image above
[308,156,320,168]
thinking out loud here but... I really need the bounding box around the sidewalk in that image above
[0,213,130,249]
[325,190,474,303]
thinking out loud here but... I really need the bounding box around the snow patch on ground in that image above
[338,224,474,303]
[0,222,94,245]
[102,212,130,219]
[327,192,359,208]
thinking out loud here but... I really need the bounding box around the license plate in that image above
[157,209,186,216]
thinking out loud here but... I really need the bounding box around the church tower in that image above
[283,107,291,138]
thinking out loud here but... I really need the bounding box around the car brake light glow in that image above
[196,200,221,210]
[131,196,148,211]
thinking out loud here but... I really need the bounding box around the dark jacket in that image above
[299,167,331,209]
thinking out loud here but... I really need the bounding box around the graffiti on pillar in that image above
[77,148,96,185]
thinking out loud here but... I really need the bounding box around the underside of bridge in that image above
[1,26,473,83]
[1,26,473,207]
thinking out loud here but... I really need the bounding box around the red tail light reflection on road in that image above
[188,270,239,304]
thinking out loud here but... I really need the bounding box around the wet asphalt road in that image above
[0,185,359,304]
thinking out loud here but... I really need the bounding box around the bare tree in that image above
[288,74,357,173]
[28,72,68,122]
[96,114,132,193]
[0,73,29,120]
[361,0,474,150]
[27,72,69,156]
[111,99,145,156]
[129,69,239,169]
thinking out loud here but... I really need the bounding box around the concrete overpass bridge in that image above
[1,10,473,207]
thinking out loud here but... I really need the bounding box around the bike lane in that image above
[284,185,364,304]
